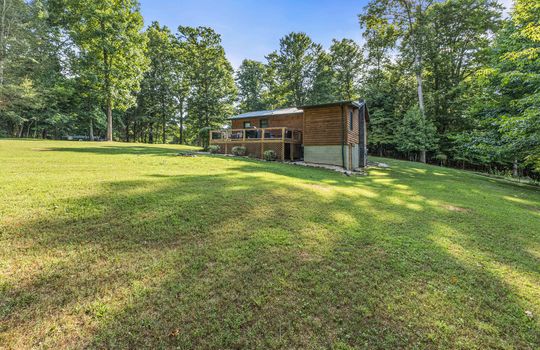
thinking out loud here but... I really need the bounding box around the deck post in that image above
[261,128,265,158]
[281,127,285,161]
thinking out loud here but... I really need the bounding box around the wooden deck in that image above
[209,127,302,160]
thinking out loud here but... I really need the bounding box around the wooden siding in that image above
[303,105,345,146]
[231,113,303,130]
[346,105,360,144]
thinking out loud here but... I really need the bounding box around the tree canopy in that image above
[1,0,538,178]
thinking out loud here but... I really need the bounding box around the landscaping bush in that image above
[263,149,277,161]
[232,146,246,156]
[208,145,220,154]
[435,153,448,166]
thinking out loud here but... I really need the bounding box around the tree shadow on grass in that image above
[1,160,539,348]
[225,159,540,274]
[46,144,198,156]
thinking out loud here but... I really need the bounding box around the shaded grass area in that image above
[0,139,539,349]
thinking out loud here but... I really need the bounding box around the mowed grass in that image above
[0,139,539,349]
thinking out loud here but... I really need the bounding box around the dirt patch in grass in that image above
[442,204,471,213]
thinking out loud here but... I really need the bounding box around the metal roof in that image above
[229,107,303,120]
[300,100,365,109]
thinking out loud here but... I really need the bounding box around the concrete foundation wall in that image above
[352,144,360,169]
[304,145,344,167]
[304,144,362,169]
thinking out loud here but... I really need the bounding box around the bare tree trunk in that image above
[125,120,130,142]
[415,56,427,163]
[513,159,519,177]
[179,108,184,144]
[106,101,113,141]
[0,0,8,87]
[25,120,32,137]
[162,122,166,144]
[102,37,113,141]
[89,119,94,141]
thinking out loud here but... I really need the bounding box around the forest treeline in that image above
[1,0,538,178]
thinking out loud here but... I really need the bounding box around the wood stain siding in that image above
[303,106,344,146]
[346,106,360,144]
[231,113,303,129]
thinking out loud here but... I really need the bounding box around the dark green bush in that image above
[232,146,246,156]
[208,145,220,154]
[263,149,277,161]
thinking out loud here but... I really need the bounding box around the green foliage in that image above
[137,22,176,143]
[263,149,277,161]
[266,32,321,106]
[231,145,246,156]
[459,0,540,172]
[434,153,448,166]
[236,59,268,113]
[329,39,363,100]
[207,145,220,154]
[308,49,336,104]
[178,26,236,145]
[54,0,149,140]
[395,105,438,156]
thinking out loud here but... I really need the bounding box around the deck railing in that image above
[210,127,302,144]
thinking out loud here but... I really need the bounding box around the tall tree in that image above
[171,34,191,144]
[53,0,148,141]
[138,22,176,143]
[266,32,321,106]
[361,0,433,162]
[422,0,501,150]
[461,0,540,173]
[329,38,363,100]
[308,49,335,104]
[178,26,235,146]
[236,59,267,112]
[395,104,438,160]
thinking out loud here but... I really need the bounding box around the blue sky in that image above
[139,0,370,68]
[139,0,513,69]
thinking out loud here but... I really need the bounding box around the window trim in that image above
[349,111,354,131]
[243,121,252,128]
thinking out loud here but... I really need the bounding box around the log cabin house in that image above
[209,100,369,169]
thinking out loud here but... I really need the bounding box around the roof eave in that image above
[299,100,363,109]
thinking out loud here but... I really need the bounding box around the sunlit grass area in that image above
[1,139,539,349]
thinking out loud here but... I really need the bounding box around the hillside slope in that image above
[1,139,539,349]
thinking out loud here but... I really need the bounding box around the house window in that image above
[349,111,354,131]
[243,121,252,128]
[260,119,269,128]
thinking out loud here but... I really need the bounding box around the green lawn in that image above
[1,139,539,349]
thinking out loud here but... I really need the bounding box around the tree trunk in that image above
[149,124,154,144]
[419,150,426,163]
[415,55,427,164]
[512,159,519,177]
[162,122,166,144]
[89,119,94,141]
[125,121,130,142]
[25,121,32,138]
[179,109,184,144]
[106,101,113,141]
